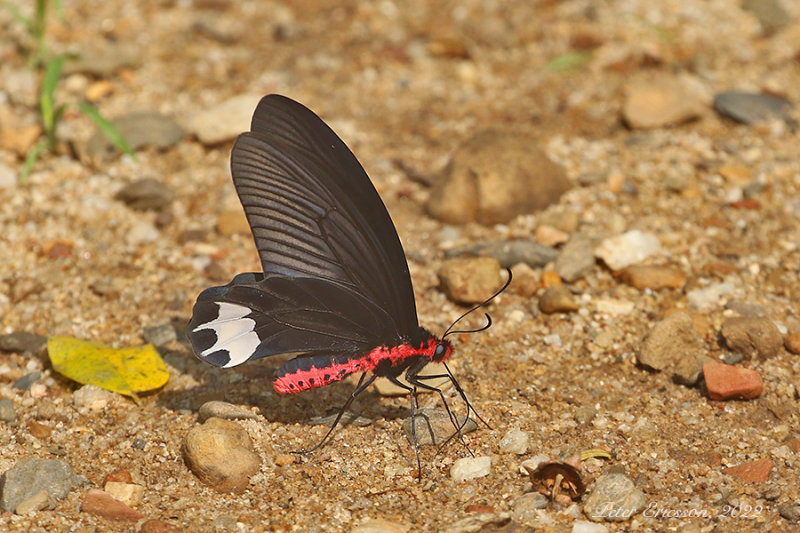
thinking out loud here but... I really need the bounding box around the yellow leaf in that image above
[48,336,169,398]
[581,448,612,461]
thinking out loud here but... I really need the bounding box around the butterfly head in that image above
[431,338,452,362]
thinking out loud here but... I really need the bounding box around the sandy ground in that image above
[1,0,799,531]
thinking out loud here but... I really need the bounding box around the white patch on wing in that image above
[193,302,260,367]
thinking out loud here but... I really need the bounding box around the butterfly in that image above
[187,95,508,472]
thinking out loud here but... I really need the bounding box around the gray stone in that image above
[308,410,372,427]
[637,312,706,377]
[583,472,646,522]
[511,492,549,527]
[143,324,178,347]
[713,92,794,125]
[742,0,791,35]
[0,398,16,423]
[779,503,800,524]
[0,458,82,512]
[720,316,783,359]
[198,401,260,422]
[445,240,558,269]
[87,112,184,160]
[556,234,595,282]
[402,408,477,446]
[115,179,175,211]
[12,371,41,391]
[0,332,47,353]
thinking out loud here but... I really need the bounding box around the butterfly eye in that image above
[434,343,447,359]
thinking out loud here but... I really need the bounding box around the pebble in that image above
[28,421,52,439]
[0,160,16,189]
[103,481,144,506]
[741,0,791,35]
[785,332,800,354]
[186,93,264,145]
[637,312,705,378]
[723,457,773,483]
[703,360,763,400]
[0,331,47,353]
[197,400,260,422]
[583,472,646,522]
[13,371,41,391]
[538,285,578,314]
[438,257,504,305]
[779,504,800,524]
[572,521,609,533]
[511,492,548,527]
[713,91,794,125]
[115,178,175,211]
[450,456,492,482]
[509,263,538,298]
[216,209,251,236]
[426,130,570,224]
[143,324,178,347]
[622,75,705,129]
[445,240,558,269]
[439,513,511,533]
[87,112,184,160]
[595,299,634,315]
[14,489,52,515]
[575,406,597,425]
[80,489,145,521]
[556,234,595,282]
[308,410,372,427]
[104,468,133,484]
[141,519,182,533]
[720,317,782,359]
[402,408,477,446]
[73,384,116,413]
[126,220,160,246]
[0,458,83,512]
[535,224,569,247]
[351,518,410,533]
[725,300,767,317]
[686,282,736,310]
[616,265,686,290]
[498,428,530,455]
[63,42,141,76]
[595,230,662,271]
[182,417,261,492]
[0,398,17,422]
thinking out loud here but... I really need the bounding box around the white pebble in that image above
[572,520,609,533]
[73,384,115,413]
[686,283,737,310]
[126,220,160,246]
[450,456,492,482]
[498,428,530,455]
[595,230,661,270]
[595,299,635,315]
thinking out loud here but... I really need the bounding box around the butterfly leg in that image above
[386,376,424,479]
[295,372,377,454]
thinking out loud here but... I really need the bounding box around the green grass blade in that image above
[78,102,135,157]
[53,0,64,19]
[20,139,48,182]
[40,55,64,141]
[544,51,592,72]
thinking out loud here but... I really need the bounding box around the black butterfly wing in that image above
[188,95,420,371]
[232,95,418,336]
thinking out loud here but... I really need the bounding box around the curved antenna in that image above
[442,267,512,339]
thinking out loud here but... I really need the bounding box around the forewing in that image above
[188,273,398,369]
[230,95,418,338]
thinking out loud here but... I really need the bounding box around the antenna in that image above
[442,267,512,339]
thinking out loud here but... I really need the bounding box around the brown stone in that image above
[80,489,145,521]
[141,520,182,533]
[720,317,782,359]
[617,265,687,290]
[538,285,578,314]
[438,257,504,305]
[723,458,773,483]
[784,331,800,354]
[104,468,133,485]
[28,421,52,439]
[426,130,570,224]
[703,360,763,400]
